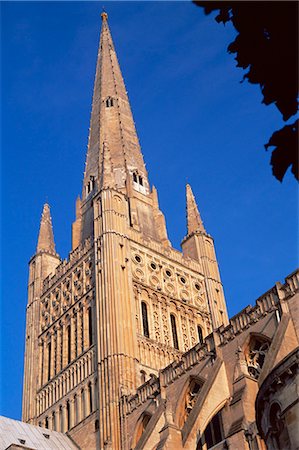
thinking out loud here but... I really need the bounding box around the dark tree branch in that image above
[194,1,298,181]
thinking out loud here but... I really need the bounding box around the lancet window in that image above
[196,410,224,449]
[88,307,93,346]
[197,326,203,345]
[67,325,71,365]
[105,96,114,107]
[140,370,146,384]
[268,402,291,450]
[47,341,51,381]
[89,382,93,412]
[141,302,150,338]
[132,171,144,189]
[86,176,95,196]
[170,314,179,350]
[134,413,152,447]
[66,400,70,430]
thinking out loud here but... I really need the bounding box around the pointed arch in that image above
[174,375,205,428]
[141,301,150,338]
[132,412,152,448]
[197,325,203,345]
[170,313,179,349]
[243,332,271,380]
[196,407,225,450]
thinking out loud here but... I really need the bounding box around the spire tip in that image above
[101,11,108,21]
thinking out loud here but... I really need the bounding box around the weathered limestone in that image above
[21,11,299,450]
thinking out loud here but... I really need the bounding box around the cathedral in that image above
[2,11,298,450]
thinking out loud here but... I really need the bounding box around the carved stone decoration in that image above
[133,268,145,281]
[161,312,170,346]
[181,316,189,351]
[246,338,270,380]
[180,290,189,302]
[149,275,160,287]
[152,303,160,341]
[194,297,204,308]
[189,321,196,346]
[165,282,175,295]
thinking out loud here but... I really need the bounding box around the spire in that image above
[37,203,56,253]
[83,12,149,200]
[186,184,206,235]
[100,140,115,189]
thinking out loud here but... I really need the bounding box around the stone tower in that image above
[22,13,228,450]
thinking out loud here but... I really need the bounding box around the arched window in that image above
[81,312,84,353]
[105,96,114,108]
[45,416,49,429]
[170,314,179,350]
[88,382,93,413]
[88,307,93,346]
[197,326,203,345]
[196,410,224,449]
[59,405,63,432]
[86,176,95,196]
[134,413,152,447]
[73,395,77,425]
[269,402,291,450]
[141,302,150,338]
[47,341,51,381]
[140,370,146,384]
[81,388,85,419]
[185,380,201,416]
[133,172,143,187]
[179,378,203,427]
[66,400,70,430]
[67,325,71,364]
[52,412,56,431]
[246,336,270,380]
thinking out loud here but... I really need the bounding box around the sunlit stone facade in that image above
[21,13,299,450]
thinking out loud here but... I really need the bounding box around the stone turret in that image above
[22,204,60,423]
[181,184,228,328]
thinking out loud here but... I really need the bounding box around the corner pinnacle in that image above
[186,184,206,235]
[37,203,56,254]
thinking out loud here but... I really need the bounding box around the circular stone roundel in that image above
[165,282,175,294]
[180,290,189,302]
[149,275,160,287]
[133,268,145,280]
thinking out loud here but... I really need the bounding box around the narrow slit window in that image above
[67,325,71,364]
[66,401,70,430]
[88,382,93,412]
[138,175,143,186]
[170,314,179,350]
[88,307,93,346]
[47,341,51,381]
[141,302,150,338]
[133,172,138,183]
[197,326,203,345]
[105,97,114,107]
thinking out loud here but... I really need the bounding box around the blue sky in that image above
[1,1,298,421]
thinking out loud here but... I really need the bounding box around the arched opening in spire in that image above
[132,171,146,194]
[105,96,114,108]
